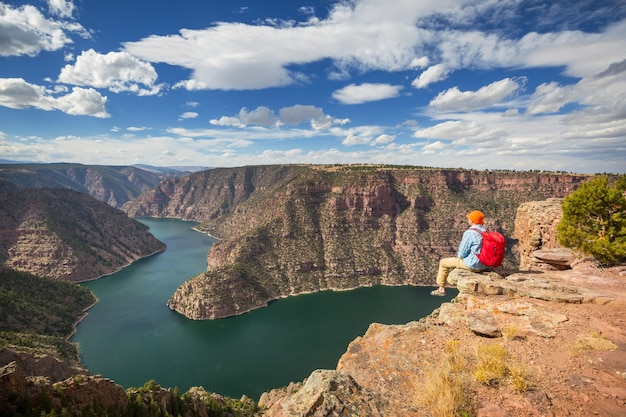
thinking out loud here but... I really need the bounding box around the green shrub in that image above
[558,175,626,265]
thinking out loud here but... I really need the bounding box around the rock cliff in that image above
[123,165,589,319]
[0,188,166,281]
[259,200,626,417]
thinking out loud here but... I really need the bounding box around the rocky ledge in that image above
[260,265,626,416]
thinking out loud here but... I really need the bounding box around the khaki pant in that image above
[436,257,475,288]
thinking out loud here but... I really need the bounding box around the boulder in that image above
[532,248,575,269]
[262,369,386,417]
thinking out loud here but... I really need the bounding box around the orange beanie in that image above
[467,210,485,224]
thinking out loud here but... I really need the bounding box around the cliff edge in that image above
[122,165,589,319]
[259,200,626,417]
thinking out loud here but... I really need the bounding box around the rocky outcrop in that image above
[260,370,387,416]
[261,267,626,416]
[0,349,123,415]
[0,163,166,208]
[515,198,568,270]
[0,189,166,281]
[0,350,87,383]
[126,165,590,319]
[258,199,626,416]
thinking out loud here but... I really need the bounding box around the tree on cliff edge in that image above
[558,175,626,265]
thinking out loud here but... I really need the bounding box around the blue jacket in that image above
[458,225,487,270]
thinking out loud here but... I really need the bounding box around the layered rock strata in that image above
[0,189,166,281]
[123,165,589,319]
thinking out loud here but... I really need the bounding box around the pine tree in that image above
[558,175,626,265]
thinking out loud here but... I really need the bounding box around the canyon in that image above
[2,195,625,416]
[122,165,590,319]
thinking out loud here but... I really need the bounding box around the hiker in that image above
[430,210,488,296]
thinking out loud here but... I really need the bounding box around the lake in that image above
[71,218,456,400]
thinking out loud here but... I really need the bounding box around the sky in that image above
[1,0,625,173]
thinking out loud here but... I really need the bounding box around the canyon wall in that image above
[122,165,590,319]
[0,189,166,281]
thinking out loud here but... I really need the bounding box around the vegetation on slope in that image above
[558,175,626,265]
[0,269,94,364]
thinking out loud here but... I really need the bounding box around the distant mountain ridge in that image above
[0,163,198,208]
[0,188,166,281]
[121,164,591,319]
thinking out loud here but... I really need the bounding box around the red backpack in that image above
[472,228,506,267]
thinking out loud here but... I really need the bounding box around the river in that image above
[71,218,456,400]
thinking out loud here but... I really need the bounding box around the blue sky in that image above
[1,0,625,173]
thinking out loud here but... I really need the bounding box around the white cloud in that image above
[279,105,332,129]
[429,78,523,111]
[0,2,87,57]
[522,21,626,78]
[58,49,163,95]
[210,116,246,128]
[502,108,521,118]
[209,104,342,130]
[210,106,277,127]
[412,120,506,147]
[372,134,395,145]
[239,106,277,126]
[54,87,110,117]
[123,0,457,90]
[179,112,198,120]
[412,64,449,89]
[332,83,403,104]
[421,141,447,154]
[409,56,429,69]
[120,0,626,93]
[526,82,576,115]
[337,125,386,146]
[47,0,74,19]
[0,78,109,117]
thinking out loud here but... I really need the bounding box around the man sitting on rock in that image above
[431,210,488,296]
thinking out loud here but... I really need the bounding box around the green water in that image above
[72,218,455,400]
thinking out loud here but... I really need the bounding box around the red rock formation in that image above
[136,166,589,319]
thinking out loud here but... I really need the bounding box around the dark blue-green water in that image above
[71,218,455,400]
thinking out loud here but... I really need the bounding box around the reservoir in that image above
[72,218,456,400]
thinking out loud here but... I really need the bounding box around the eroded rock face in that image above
[0,350,126,416]
[514,198,566,270]
[260,369,387,417]
[135,166,589,319]
[0,349,86,383]
[0,188,166,281]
